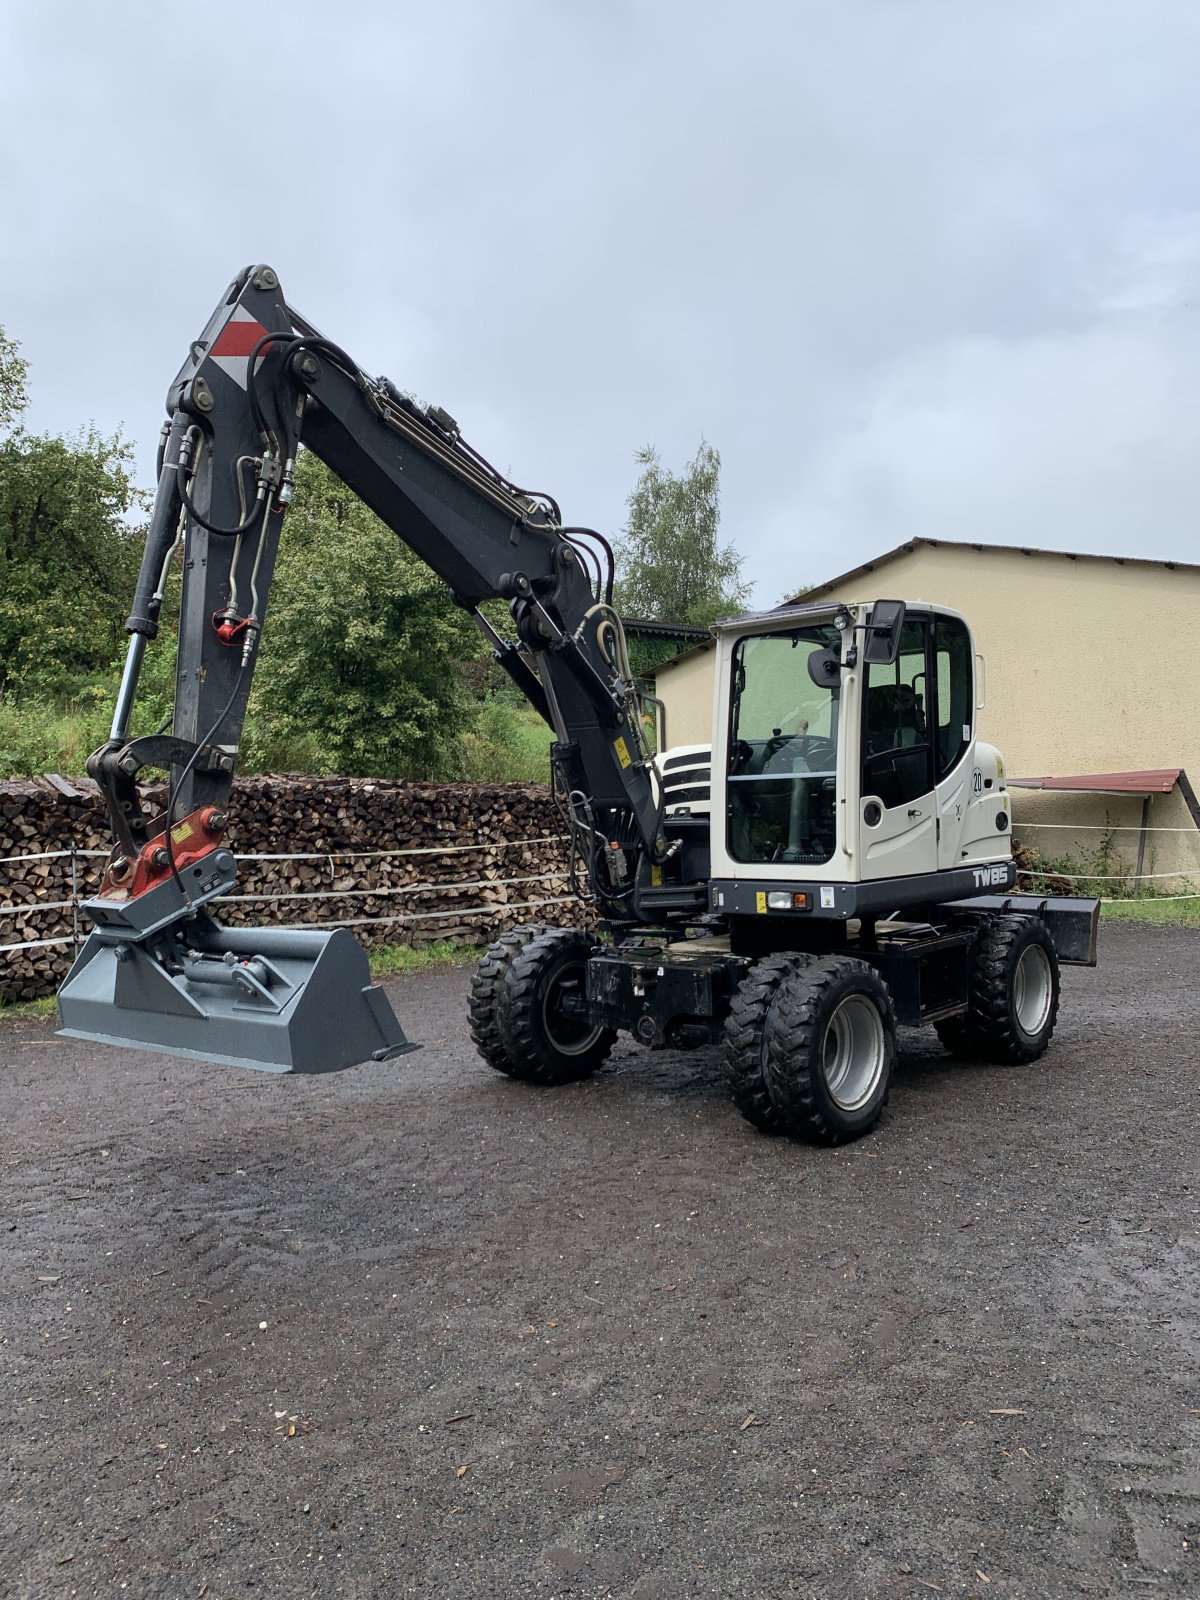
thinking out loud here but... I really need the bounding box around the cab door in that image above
[859,616,939,879]
[932,612,976,869]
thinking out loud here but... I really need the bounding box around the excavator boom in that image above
[58,265,678,1072]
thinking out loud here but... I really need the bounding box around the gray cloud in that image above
[3,0,1199,605]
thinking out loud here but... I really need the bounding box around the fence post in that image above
[1133,795,1152,893]
[70,842,80,953]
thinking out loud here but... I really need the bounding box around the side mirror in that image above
[807,646,841,687]
[863,599,906,665]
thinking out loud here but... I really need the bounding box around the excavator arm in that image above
[59,265,689,1074]
[92,266,668,914]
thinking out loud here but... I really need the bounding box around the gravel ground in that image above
[1,922,1198,1600]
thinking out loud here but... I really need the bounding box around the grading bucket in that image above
[57,913,416,1074]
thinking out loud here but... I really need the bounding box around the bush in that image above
[459,699,553,784]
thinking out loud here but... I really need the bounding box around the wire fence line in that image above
[1014,815,1200,888]
[5,812,1200,963]
[7,818,1200,871]
[0,836,576,960]
[1028,868,1199,883]
[1015,820,1200,835]
[223,870,566,907]
[2,935,82,955]
[1100,892,1200,904]
[0,896,582,956]
[0,869,567,920]
[0,836,566,871]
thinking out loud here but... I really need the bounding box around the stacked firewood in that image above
[0,775,583,1003]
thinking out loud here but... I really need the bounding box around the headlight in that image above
[766,891,811,911]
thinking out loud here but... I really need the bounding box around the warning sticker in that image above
[755,891,767,914]
[613,736,632,769]
[820,886,835,909]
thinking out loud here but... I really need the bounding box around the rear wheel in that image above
[468,924,548,1075]
[494,927,616,1084]
[935,914,1060,1064]
[723,954,812,1133]
[766,955,896,1145]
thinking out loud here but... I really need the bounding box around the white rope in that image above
[1013,820,1200,835]
[1100,893,1200,904]
[1,875,566,916]
[300,895,578,932]
[1025,867,1200,882]
[0,896,579,956]
[8,824,1197,866]
[0,934,77,954]
[0,848,109,867]
[0,899,76,918]
[223,871,565,907]
[0,837,565,870]
[235,837,564,862]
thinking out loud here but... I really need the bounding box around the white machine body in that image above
[658,599,1013,893]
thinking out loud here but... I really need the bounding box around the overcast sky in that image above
[4,0,1199,605]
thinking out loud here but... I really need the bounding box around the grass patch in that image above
[0,692,112,777]
[368,940,487,978]
[0,994,59,1023]
[2,684,553,786]
[1100,898,1200,928]
[459,700,553,784]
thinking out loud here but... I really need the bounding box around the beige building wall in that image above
[656,642,717,747]
[652,541,1200,885]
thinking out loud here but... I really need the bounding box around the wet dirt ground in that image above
[2,923,1198,1600]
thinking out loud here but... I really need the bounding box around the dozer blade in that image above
[56,915,417,1074]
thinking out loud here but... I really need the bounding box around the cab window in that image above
[727,627,840,865]
[862,618,932,810]
[933,614,972,781]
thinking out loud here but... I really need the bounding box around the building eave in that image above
[785,536,1200,607]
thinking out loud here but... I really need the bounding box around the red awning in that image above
[1008,768,1182,795]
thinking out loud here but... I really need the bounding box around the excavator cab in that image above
[705,597,1014,901]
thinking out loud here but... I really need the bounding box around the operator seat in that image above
[865,683,928,808]
[866,683,926,754]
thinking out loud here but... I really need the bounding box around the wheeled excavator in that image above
[57,266,1098,1143]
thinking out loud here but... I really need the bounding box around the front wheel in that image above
[723,953,813,1133]
[469,924,549,1075]
[492,927,615,1084]
[765,955,896,1145]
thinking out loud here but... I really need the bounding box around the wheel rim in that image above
[541,961,605,1056]
[1013,943,1053,1037]
[821,994,886,1112]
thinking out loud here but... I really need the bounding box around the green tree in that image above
[247,450,481,777]
[613,441,750,625]
[0,326,145,697]
[0,327,28,430]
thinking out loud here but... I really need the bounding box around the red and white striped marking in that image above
[207,305,274,389]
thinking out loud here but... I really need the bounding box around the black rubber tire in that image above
[765,955,897,1146]
[495,926,616,1084]
[723,954,813,1133]
[468,924,549,1075]
[934,914,1060,1064]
